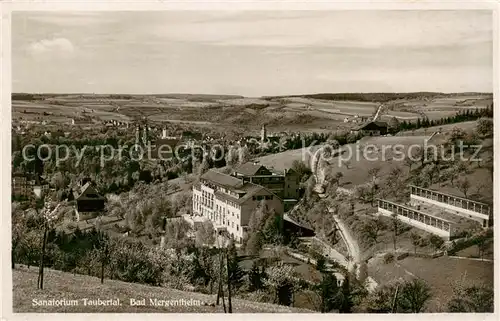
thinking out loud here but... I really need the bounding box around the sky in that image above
[12,10,493,96]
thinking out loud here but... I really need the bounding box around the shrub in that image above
[383,253,394,264]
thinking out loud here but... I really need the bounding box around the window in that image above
[232,222,234,228]
[237,225,239,231]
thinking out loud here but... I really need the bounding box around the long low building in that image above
[376,199,475,240]
[409,185,491,228]
[192,169,284,243]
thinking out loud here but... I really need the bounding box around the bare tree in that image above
[410,232,421,255]
[458,178,471,198]
[368,166,382,185]
[37,200,61,290]
[391,213,401,251]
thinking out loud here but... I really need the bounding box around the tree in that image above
[457,178,471,198]
[225,147,239,167]
[248,261,266,291]
[363,279,432,313]
[314,272,340,312]
[428,235,444,252]
[11,204,26,269]
[391,213,401,250]
[195,221,215,247]
[226,240,245,292]
[316,255,327,272]
[244,202,269,255]
[388,117,400,134]
[338,274,354,313]
[291,159,312,182]
[447,285,493,312]
[264,262,299,306]
[448,165,459,185]
[398,279,432,313]
[335,172,344,186]
[368,166,381,185]
[474,236,492,260]
[476,118,493,137]
[238,145,252,165]
[37,200,62,290]
[362,217,386,246]
[363,282,395,313]
[410,232,421,255]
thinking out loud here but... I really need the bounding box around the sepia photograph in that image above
[6,6,496,315]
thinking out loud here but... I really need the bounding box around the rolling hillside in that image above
[12,266,312,313]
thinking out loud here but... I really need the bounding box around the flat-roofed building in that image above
[409,185,491,228]
[377,199,470,240]
[192,169,283,243]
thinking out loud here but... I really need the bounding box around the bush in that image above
[383,253,394,264]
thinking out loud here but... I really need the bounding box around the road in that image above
[372,104,384,121]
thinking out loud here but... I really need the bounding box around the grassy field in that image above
[11,93,492,133]
[12,266,312,313]
[367,255,494,312]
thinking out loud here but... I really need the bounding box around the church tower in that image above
[260,124,267,143]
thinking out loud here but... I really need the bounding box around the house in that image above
[12,173,49,198]
[71,118,94,128]
[192,169,284,243]
[352,121,388,136]
[232,162,300,200]
[71,181,105,221]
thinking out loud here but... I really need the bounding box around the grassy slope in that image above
[12,266,312,313]
[367,256,493,312]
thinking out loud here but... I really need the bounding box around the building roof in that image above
[73,182,105,201]
[234,162,270,176]
[354,121,388,131]
[72,118,94,125]
[201,169,244,188]
[214,182,267,205]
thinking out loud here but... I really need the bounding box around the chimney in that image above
[162,127,167,139]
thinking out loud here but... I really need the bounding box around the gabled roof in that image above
[73,182,105,201]
[214,182,280,205]
[201,169,244,188]
[354,121,388,131]
[234,162,271,176]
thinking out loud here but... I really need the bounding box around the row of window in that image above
[379,201,451,231]
[253,195,273,201]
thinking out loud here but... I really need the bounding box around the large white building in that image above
[192,169,284,243]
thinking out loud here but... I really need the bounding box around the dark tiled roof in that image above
[235,162,269,176]
[214,183,265,205]
[73,182,105,201]
[373,121,388,127]
[354,121,388,131]
[201,169,244,188]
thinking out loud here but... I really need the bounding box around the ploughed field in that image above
[12,93,491,134]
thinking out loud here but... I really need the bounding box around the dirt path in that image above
[329,211,361,264]
[372,104,384,121]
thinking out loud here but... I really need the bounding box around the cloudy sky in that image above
[12,10,493,96]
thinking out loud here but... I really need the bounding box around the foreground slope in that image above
[12,267,312,313]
